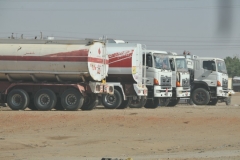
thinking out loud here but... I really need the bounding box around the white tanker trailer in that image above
[0,39,114,111]
[101,42,147,109]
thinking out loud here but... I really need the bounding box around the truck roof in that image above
[0,38,100,45]
[193,57,225,61]
[144,50,168,54]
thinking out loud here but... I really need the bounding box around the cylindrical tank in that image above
[106,43,143,85]
[0,39,108,82]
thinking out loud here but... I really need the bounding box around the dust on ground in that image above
[0,93,240,160]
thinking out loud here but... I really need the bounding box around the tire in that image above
[167,98,180,107]
[54,97,65,110]
[129,96,147,108]
[81,94,98,111]
[187,98,194,105]
[28,99,38,110]
[159,98,170,107]
[101,89,122,109]
[225,97,231,106]
[144,97,159,109]
[61,89,84,111]
[34,89,57,111]
[7,89,29,110]
[117,97,132,109]
[207,98,218,105]
[191,88,210,105]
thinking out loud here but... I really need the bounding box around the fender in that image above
[191,81,210,91]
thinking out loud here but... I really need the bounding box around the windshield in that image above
[217,60,227,74]
[153,54,170,70]
[176,58,188,71]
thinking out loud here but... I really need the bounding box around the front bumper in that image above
[176,87,190,97]
[217,87,229,97]
[154,86,172,97]
[133,83,148,96]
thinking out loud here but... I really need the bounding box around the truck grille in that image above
[222,78,228,89]
[182,78,190,87]
[161,76,171,86]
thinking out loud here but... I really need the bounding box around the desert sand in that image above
[1,93,240,160]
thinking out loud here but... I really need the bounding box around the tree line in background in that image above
[224,56,240,78]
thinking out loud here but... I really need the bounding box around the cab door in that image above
[201,60,217,87]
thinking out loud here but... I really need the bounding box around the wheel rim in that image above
[12,94,22,106]
[65,94,77,105]
[105,94,116,105]
[132,96,139,104]
[195,91,206,103]
[38,94,50,106]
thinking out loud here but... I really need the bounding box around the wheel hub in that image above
[106,95,116,104]
[39,94,50,105]
[66,94,77,105]
[12,94,22,106]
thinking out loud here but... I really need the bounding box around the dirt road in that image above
[1,94,240,160]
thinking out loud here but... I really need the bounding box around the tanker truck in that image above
[0,38,114,111]
[101,42,147,109]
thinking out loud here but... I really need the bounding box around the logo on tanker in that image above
[98,48,101,55]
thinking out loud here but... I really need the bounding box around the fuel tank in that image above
[106,43,143,85]
[0,39,108,82]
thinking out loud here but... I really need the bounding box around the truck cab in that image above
[143,50,172,108]
[187,55,229,105]
[167,52,191,106]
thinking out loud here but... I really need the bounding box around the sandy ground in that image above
[1,94,240,160]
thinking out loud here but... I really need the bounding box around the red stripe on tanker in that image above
[0,49,109,63]
[108,50,133,67]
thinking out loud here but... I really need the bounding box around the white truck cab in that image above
[167,52,191,106]
[186,54,229,105]
[143,50,172,108]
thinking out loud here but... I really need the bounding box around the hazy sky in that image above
[0,0,239,58]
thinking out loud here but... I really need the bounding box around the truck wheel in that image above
[81,94,98,111]
[207,98,218,105]
[159,98,170,107]
[102,89,122,109]
[7,89,29,110]
[187,98,194,105]
[61,89,84,111]
[34,89,57,111]
[129,96,147,108]
[167,98,180,107]
[117,97,132,109]
[226,97,231,106]
[192,88,210,105]
[144,98,159,109]
[54,97,65,110]
[28,99,38,110]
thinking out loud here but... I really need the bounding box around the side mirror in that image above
[147,59,152,67]
[212,65,216,71]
